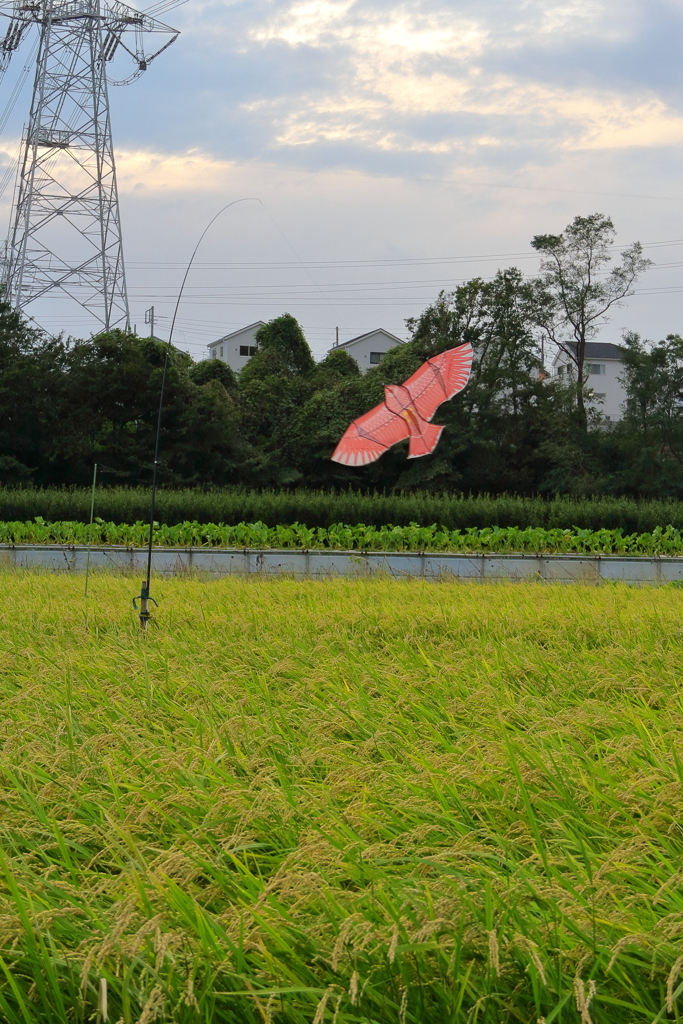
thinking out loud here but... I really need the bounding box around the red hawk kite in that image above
[331,343,473,466]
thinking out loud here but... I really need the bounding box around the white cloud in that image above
[114,148,236,192]
[0,142,237,195]
[229,0,683,161]
[250,1,487,59]
[251,0,358,47]
[518,0,635,42]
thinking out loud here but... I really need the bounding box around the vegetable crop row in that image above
[4,486,683,532]
[5,518,683,554]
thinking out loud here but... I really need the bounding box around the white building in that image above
[207,322,405,374]
[207,322,265,372]
[328,328,405,373]
[552,342,626,422]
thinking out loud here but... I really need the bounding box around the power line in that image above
[141,0,189,17]
[124,260,680,295]
[121,237,683,273]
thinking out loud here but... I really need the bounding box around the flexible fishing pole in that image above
[134,197,261,629]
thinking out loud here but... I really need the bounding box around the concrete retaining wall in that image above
[1,545,682,584]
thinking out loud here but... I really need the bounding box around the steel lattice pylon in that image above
[0,0,177,330]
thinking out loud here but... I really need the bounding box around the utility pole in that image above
[0,0,178,331]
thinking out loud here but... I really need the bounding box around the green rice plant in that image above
[5,486,683,532]
[0,577,682,1020]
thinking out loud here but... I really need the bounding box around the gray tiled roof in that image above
[335,328,405,350]
[208,321,265,347]
[561,342,625,360]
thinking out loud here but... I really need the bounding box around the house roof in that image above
[333,328,405,351]
[553,342,625,363]
[208,321,266,348]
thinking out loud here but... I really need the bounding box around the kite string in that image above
[144,197,262,595]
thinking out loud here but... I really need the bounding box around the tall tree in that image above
[239,314,317,485]
[249,313,315,378]
[59,331,243,486]
[400,269,556,492]
[0,301,65,485]
[616,332,683,496]
[189,357,237,391]
[531,214,651,428]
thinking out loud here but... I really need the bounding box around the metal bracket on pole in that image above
[145,305,155,338]
[132,581,157,631]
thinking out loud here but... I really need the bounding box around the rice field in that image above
[0,574,682,1023]
[5,487,683,534]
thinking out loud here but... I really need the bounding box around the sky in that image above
[1,0,683,360]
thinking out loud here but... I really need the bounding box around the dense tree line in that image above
[1,213,681,497]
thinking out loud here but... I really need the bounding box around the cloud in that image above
[115,148,236,192]
[94,0,683,184]
[169,0,679,171]
[250,0,486,60]
[0,140,236,196]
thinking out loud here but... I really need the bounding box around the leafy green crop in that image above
[3,517,683,554]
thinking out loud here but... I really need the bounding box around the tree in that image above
[238,314,317,486]
[315,348,360,379]
[616,332,683,496]
[290,378,368,486]
[531,214,651,428]
[189,358,236,391]
[401,270,555,492]
[0,301,66,485]
[245,313,315,379]
[58,331,244,486]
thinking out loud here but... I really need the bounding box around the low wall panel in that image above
[1,545,682,585]
[542,557,600,583]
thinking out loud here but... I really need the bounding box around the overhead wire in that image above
[121,237,683,274]
[0,137,21,201]
[140,0,189,18]
[255,197,348,329]
[0,34,39,201]
[0,35,37,136]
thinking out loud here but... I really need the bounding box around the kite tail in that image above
[408,422,443,458]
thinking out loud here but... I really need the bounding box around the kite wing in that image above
[331,402,409,466]
[402,343,473,422]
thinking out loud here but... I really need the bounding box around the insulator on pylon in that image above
[102,30,119,61]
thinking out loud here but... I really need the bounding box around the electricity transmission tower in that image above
[0,0,178,330]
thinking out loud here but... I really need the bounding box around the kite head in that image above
[384,384,424,434]
[383,384,412,416]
